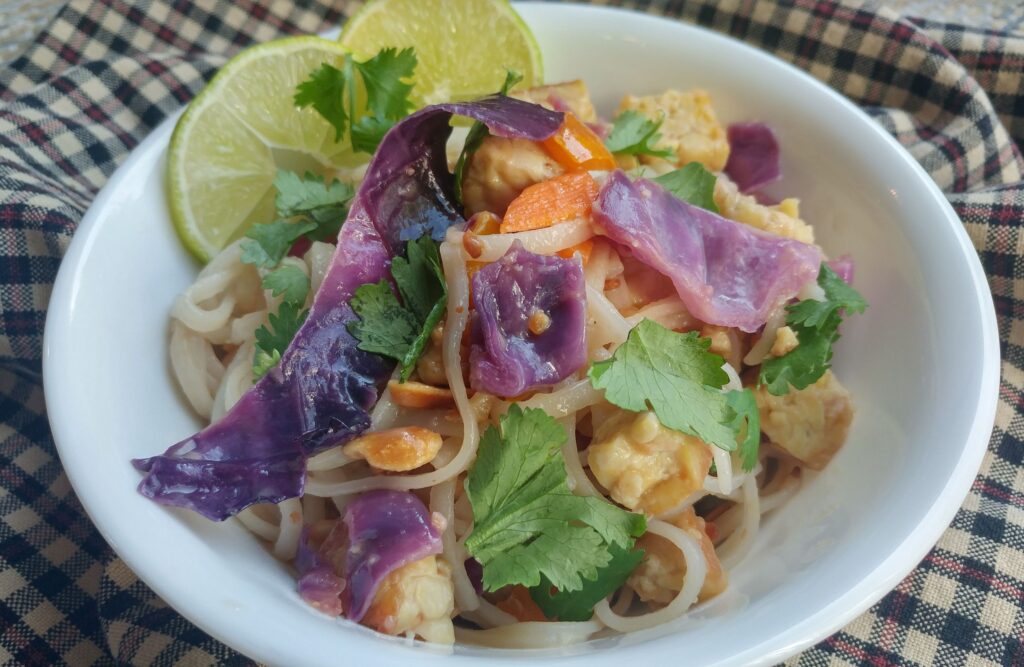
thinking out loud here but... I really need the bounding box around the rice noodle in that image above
[448,217,593,262]
[236,505,279,542]
[496,378,604,419]
[625,296,694,331]
[743,306,787,366]
[460,599,517,628]
[716,477,760,569]
[560,416,602,497]
[430,478,477,612]
[594,519,707,633]
[273,497,303,561]
[586,284,631,350]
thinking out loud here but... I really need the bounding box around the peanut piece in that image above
[342,426,442,472]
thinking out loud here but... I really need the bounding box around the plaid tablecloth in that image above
[1,0,1022,665]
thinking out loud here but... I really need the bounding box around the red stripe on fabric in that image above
[926,554,1024,601]
[972,479,1024,508]
[826,636,898,667]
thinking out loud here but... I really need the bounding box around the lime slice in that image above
[339,0,542,106]
[168,37,356,262]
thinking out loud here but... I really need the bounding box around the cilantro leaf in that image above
[252,302,308,380]
[604,110,675,159]
[465,406,646,593]
[348,236,447,381]
[273,170,354,241]
[653,161,720,213]
[294,63,348,142]
[454,70,523,206]
[240,219,317,269]
[352,47,416,121]
[262,264,310,306]
[759,265,867,395]
[787,265,867,330]
[726,388,761,471]
[295,48,417,154]
[348,279,420,357]
[350,114,397,155]
[530,543,645,622]
[588,320,738,451]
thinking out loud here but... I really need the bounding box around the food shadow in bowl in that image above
[43,3,998,666]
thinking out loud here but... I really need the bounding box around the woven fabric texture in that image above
[0,1,1021,665]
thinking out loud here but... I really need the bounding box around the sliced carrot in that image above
[556,239,594,265]
[495,586,549,622]
[500,171,599,234]
[541,112,617,171]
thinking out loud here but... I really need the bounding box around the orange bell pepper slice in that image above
[500,170,599,234]
[556,239,594,265]
[541,112,616,171]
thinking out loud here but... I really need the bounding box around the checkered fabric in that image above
[0,0,1021,664]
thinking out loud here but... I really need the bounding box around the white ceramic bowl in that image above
[43,3,999,666]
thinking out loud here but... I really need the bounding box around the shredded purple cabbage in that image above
[343,490,442,622]
[828,255,855,284]
[724,122,781,193]
[593,171,821,333]
[295,527,346,617]
[470,241,587,397]
[134,96,563,521]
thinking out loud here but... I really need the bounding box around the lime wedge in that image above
[168,37,356,262]
[339,0,542,106]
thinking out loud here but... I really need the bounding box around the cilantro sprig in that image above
[464,406,646,595]
[759,264,867,395]
[453,70,523,206]
[252,301,308,380]
[294,47,417,154]
[653,161,720,213]
[530,543,645,621]
[604,110,675,159]
[241,170,354,380]
[348,236,447,381]
[588,319,761,471]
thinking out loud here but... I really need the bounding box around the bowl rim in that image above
[42,3,1000,665]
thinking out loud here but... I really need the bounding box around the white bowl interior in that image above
[44,4,997,667]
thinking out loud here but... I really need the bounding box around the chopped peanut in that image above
[362,556,455,643]
[769,325,798,358]
[755,370,853,469]
[416,325,447,386]
[388,380,455,409]
[587,411,713,515]
[528,309,552,335]
[628,507,727,604]
[342,426,442,472]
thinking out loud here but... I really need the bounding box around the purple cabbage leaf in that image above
[827,254,855,284]
[724,122,781,194]
[593,171,821,333]
[470,241,587,397]
[343,490,442,622]
[295,526,346,617]
[134,96,563,521]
